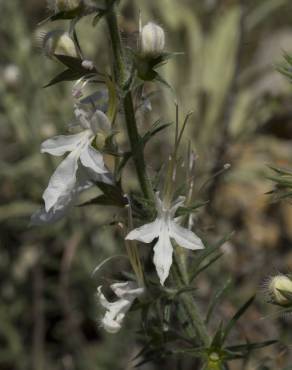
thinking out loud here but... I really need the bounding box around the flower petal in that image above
[97,282,143,334]
[126,218,161,243]
[169,195,185,218]
[42,150,79,212]
[90,110,111,135]
[30,205,69,225]
[111,282,144,300]
[153,226,173,285]
[101,312,123,334]
[41,132,85,156]
[74,106,90,129]
[169,221,204,250]
[32,170,93,225]
[97,286,112,309]
[80,144,107,174]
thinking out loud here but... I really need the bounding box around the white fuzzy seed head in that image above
[269,275,292,306]
[141,22,165,57]
[42,31,78,58]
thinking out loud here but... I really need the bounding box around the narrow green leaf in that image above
[155,74,177,101]
[142,120,172,144]
[268,165,292,176]
[226,339,277,352]
[206,279,232,324]
[95,181,126,206]
[211,321,225,348]
[116,151,132,178]
[50,7,82,21]
[78,194,125,207]
[44,69,84,88]
[115,121,171,178]
[193,232,233,268]
[190,253,223,282]
[176,201,209,217]
[55,55,88,71]
[222,296,255,343]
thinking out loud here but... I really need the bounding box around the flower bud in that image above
[268,275,292,306]
[43,31,78,58]
[141,22,165,57]
[2,64,21,90]
[48,0,82,12]
[207,352,222,370]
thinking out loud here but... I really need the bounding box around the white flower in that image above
[141,22,165,57]
[41,107,111,213]
[31,168,113,225]
[97,281,144,334]
[126,193,204,285]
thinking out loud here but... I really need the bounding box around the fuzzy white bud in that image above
[269,275,292,306]
[43,31,78,58]
[141,22,165,57]
[3,64,21,89]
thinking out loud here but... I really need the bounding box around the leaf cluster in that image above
[267,166,292,202]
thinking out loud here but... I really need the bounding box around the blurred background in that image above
[1,0,292,369]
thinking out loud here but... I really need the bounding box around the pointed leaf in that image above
[78,194,125,207]
[206,279,233,324]
[176,201,209,217]
[227,339,277,352]
[211,321,225,348]
[190,253,223,281]
[95,181,127,206]
[50,7,83,21]
[55,55,94,72]
[155,74,177,101]
[222,296,255,343]
[44,69,85,88]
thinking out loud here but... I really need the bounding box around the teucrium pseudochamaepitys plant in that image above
[32,0,277,368]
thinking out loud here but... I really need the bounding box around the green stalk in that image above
[172,255,210,346]
[105,3,210,348]
[106,7,154,202]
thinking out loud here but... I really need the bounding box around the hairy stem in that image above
[105,3,210,348]
[106,7,154,202]
[172,255,210,346]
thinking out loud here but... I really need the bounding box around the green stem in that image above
[123,91,155,201]
[173,255,210,346]
[105,3,210,348]
[106,7,154,202]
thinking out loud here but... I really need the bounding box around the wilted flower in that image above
[41,106,111,213]
[268,274,292,306]
[141,22,165,57]
[31,167,113,225]
[42,30,78,58]
[31,170,92,225]
[97,281,144,333]
[126,193,204,285]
